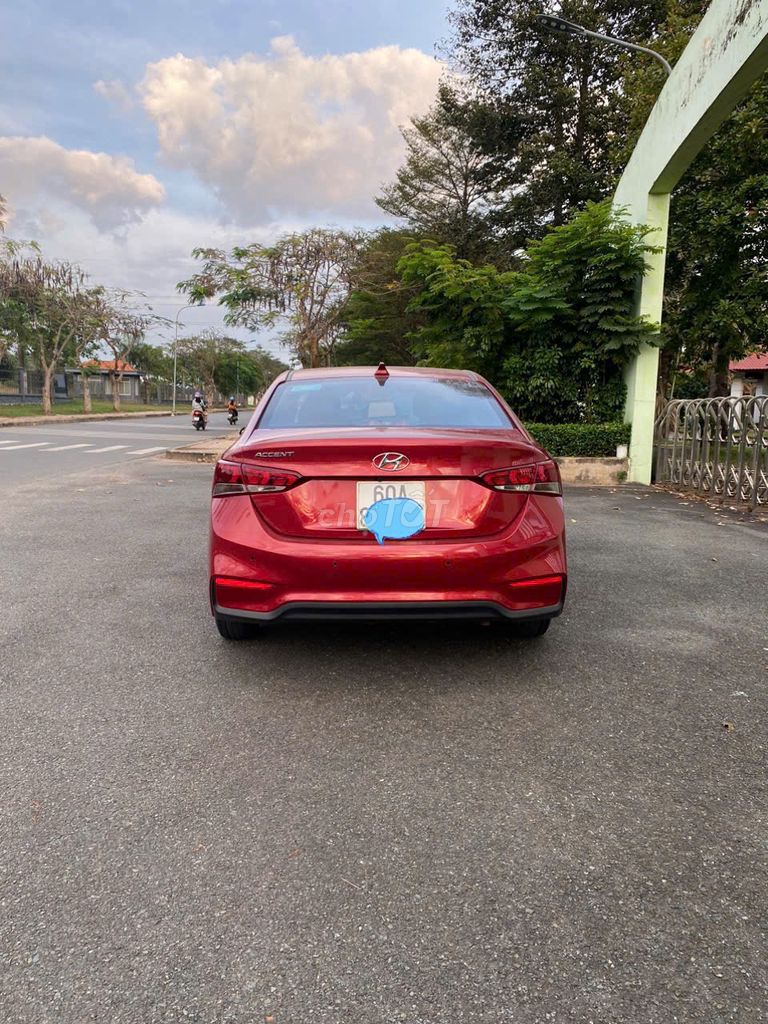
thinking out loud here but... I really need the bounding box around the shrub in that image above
[525,422,631,458]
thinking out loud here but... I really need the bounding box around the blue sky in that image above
[0,0,449,350]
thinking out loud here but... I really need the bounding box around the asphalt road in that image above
[0,412,232,484]
[1,458,766,1024]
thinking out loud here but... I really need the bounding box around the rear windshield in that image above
[258,376,512,429]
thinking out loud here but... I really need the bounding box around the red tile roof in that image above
[730,353,768,372]
[83,359,137,373]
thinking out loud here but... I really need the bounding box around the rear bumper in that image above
[213,598,564,623]
[210,493,567,619]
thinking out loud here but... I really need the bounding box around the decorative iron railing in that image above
[654,396,768,509]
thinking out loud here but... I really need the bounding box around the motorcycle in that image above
[192,409,207,431]
[227,408,239,426]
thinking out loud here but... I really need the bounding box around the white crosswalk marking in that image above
[86,445,129,453]
[127,446,166,455]
[0,441,51,450]
[43,443,94,452]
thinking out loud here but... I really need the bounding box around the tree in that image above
[214,349,263,400]
[399,201,659,422]
[178,229,364,368]
[443,0,668,248]
[335,229,423,366]
[376,85,505,260]
[247,345,289,386]
[0,242,89,414]
[616,0,768,397]
[98,297,165,411]
[128,341,174,404]
[176,331,245,406]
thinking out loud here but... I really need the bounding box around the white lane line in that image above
[0,439,23,445]
[43,443,94,452]
[85,445,129,454]
[0,441,51,450]
[127,446,166,455]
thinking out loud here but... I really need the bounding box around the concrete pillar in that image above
[623,193,670,486]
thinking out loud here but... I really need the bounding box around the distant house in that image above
[730,353,768,398]
[68,360,142,402]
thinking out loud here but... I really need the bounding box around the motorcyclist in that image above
[227,396,238,424]
[192,391,208,425]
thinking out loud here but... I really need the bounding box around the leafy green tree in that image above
[175,331,245,406]
[247,345,289,386]
[376,85,505,261]
[214,349,263,399]
[616,0,768,396]
[443,0,668,247]
[335,229,422,366]
[399,202,658,422]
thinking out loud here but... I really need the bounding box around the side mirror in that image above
[239,427,245,435]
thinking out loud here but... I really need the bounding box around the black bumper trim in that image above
[213,599,564,624]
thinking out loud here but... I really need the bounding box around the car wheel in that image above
[506,616,551,639]
[215,616,261,641]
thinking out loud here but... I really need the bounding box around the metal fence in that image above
[0,367,217,407]
[654,396,768,509]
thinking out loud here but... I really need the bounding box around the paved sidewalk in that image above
[0,410,173,428]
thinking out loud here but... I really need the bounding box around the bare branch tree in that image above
[178,228,364,367]
[0,243,88,414]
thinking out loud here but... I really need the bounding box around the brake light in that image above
[481,460,561,495]
[212,460,301,496]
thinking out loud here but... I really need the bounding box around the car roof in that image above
[277,365,481,382]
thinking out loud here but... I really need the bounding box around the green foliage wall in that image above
[397,202,658,423]
[525,422,631,457]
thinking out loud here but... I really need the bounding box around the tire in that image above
[506,616,551,639]
[215,616,261,641]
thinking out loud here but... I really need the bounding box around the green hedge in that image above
[524,422,631,458]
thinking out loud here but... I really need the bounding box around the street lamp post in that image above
[172,303,196,416]
[535,14,673,77]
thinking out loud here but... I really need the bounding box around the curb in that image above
[0,411,175,428]
[165,434,237,464]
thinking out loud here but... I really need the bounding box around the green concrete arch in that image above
[616,0,768,483]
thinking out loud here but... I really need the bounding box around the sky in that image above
[0,0,449,354]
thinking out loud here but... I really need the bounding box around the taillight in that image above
[481,460,561,495]
[212,460,301,496]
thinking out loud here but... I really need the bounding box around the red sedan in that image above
[210,365,566,639]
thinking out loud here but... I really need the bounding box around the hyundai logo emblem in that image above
[372,452,410,472]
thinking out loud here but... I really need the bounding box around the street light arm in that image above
[172,303,198,416]
[578,27,673,77]
[535,14,672,77]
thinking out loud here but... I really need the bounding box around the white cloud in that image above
[3,199,296,357]
[0,136,165,230]
[94,78,135,113]
[138,36,444,221]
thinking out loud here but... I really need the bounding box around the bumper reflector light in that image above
[507,574,565,607]
[215,576,275,610]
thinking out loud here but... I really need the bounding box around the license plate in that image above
[356,480,426,530]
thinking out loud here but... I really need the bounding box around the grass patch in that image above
[0,401,169,418]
